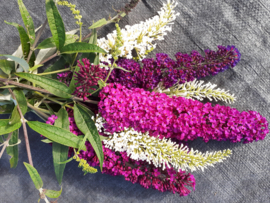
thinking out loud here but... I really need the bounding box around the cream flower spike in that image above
[156,79,236,103]
[97,0,179,63]
[93,114,232,172]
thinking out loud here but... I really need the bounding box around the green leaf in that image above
[29,64,43,72]
[15,72,72,98]
[4,21,30,60]
[0,119,21,135]
[41,139,52,144]
[98,79,106,88]
[0,60,15,75]
[60,42,106,54]
[115,65,132,72]
[89,29,97,45]
[45,0,66,50]
[36,34,79,50]
[53,108,69,185]
[68,65,80,93]
[43,56,67,79]
[58,157,73,164]
[27,121,86,151]
[80,29,99,65]
[89,18,107,29]
[10,89,28,125]
[18,0,35,45]
[74,104,104,171]
[44,103,55,115]
[45,187,62,199]
[24,162,43,190]
[0,55,29,73]
[0,104,14,114]
[6,130,19,168]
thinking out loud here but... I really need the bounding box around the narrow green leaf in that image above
[10,89,28,125]
[45,187,62,199]
[24,162,43,190]
[0,60,15,75]
[18,0,35,45]
[41,139,52,144]
[98,80,106,88]
[29,64,43,72]
[4,21,30,60]
[16,72,72,98]
[80,29,99,65]
[45,0,66,50]
[27,121,86,151]
[115,66,132,72]
[43,56,67,79]
[60,42,106,54]
[68,65,80,93]
[58,157,73,164]
[89,29,97,45]
[74,104,104,171]
[53,108,69,185]
[44,103,55,115]
[37,34,79,49]
[88,18,107,29]
[6,130,19,168]
[0,119,21,135]
[0,104,14,114]
[1,55,29,73]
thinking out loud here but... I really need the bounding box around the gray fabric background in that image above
[0,0,270,202]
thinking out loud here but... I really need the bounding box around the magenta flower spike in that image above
[98,83,269,143]
[79,143,196,197]
[107,45,241,89]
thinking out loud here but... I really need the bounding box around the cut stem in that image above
[7,88,33,166]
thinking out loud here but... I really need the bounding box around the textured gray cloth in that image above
[0,0,270,202]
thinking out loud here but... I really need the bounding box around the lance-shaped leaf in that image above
[16,72,72,98]
[60,42,106,54]
[37,34,79,49]
[0,119,21,135]
[0,60,15,75]
[74,104,104,171]
[24,162,43,190]
[18,0,35,45]
[10,89,28,125]
[53,108,69,185]
[27,121,86,151]
[1,55,29,72]
[6,130,19,168]
[81,29,99,65]
[4,21,30,59]
[89,18,107,29]
[46,0,66,50]
[68,65,80,93]
[45,187,62,199]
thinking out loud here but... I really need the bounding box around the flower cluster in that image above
[103,126,232,171]
[99,83,269,143]
[156,79,236,103]
[57,71,72,86]
[97,0,179,62]
[57,0,83,26]
[44,114,196,196]
[74,58,107,100]
[73,152,97,175]
[79,143,196,196]
[107,45,241,90]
